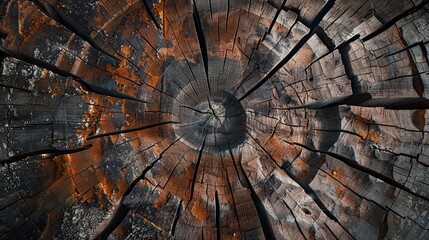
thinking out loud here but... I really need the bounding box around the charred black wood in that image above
[28,0,119,61]
[0,144,92,164]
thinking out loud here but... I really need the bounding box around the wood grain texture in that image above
[0,0,428,239]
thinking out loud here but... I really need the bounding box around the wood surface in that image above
[0,0,428,239]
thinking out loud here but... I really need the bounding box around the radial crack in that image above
[91,137,183,240]
[141,0,162,29]
[171,200,183,236]
[362,1,429,42]
[245,132,361,240]
[238,0,336,101]
[189,133,207,202]
[86,121,178,140]
[287,141,429,202]
[192,0,210,93]
[0,144,92,164]
[0,46,147,103]
[229,147,277,240]
[215,190,221,240]
[338,42,361,93]
[263,0,287,40]
[305,34,360,70]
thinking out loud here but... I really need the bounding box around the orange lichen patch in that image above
[71,189,82,201]
[145,64,163,88]
[365,129,379,144]
[121,111,159,150]
[121,44,132,56]
[65,154,83,202]
[68,91,122,203]
[114,225,126,238]
[92,11,104,29]
[139,50,164,89]
[120,101,167,153]
[162,16,200,61]
[351,115,379,142]
[66,135,131,204]
[205,9,244,59]
[20,12,50,46]
[159,6,196,62]
[154,190,170,209]
[185,164,195,180]
[153,1,164,21]
[99,176,114,198]
[157,43,190,61]
[191,201,209,221]
[265,135,301,163]
[105,17,164,99]
[294,44,314,65]
[127,10,150,32]
[217,21,234,52]
[293,157,314,181]
[130,137,142,149]
[274,24,291,35]
[158,44,181,61]
[142,26,161,49]
[97,184,108,209]
[259,18,271,28]
[112,173,130,202]
[109,64,136,84]
[67,142,103,201]
[45,72,64,97]
[106,45,140,96]
[102,113,120,143]
[158,31,179,57]
[75,1,167,171]
[98,170,132,206]
[165,177,186,200]
[76,96,105,140]
[290,27,307,41]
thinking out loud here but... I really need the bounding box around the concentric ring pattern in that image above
[1,0,429,239]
